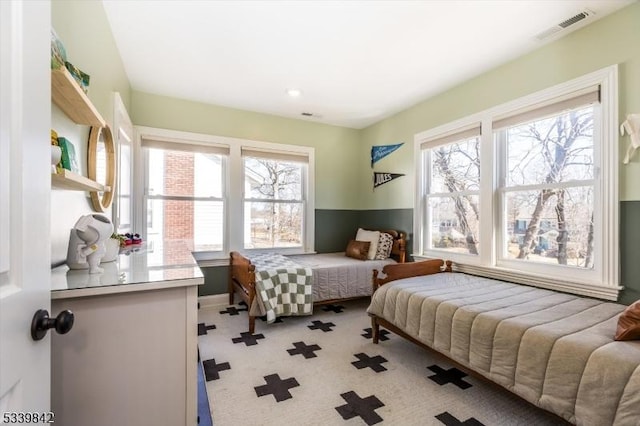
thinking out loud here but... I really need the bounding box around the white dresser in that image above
[50,240,203,426]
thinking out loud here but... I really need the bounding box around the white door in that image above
[0,0,52,419]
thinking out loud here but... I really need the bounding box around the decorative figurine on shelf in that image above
[66,214,114,274]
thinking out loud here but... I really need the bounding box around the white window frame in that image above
[419,125,482,261]
[241,148,309,252]
[143,147,227,251]
[414,65,619,300]
[113,92,133,234]
[134,126,315,265]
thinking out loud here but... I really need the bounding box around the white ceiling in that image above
[102,0,634,129]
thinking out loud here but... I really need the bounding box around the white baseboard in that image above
[198,293,228,308]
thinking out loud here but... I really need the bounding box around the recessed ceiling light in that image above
[286,88,302,97]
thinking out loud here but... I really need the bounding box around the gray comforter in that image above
[287,253,395,302]
[367,273,640,425]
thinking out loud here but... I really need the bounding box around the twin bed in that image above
[368,259,640,425]
[228,229,406,333]
[229,241,640,424]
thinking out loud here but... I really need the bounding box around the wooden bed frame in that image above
[368,259,571,425]
[370,259,452,343]
[229,229,407,334]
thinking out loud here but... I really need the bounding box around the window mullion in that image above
[495,129,509,264]
[428,189,479,198]
[228,144,243,252]
[500,180,595,193]
[138,143,149,241]
[146,194,224,202]
[243,198,303,203]
[479,118,495,267]
[422,150,431,255]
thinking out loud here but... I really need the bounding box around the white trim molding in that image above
[453,263,622,301]
[198,294,228,308]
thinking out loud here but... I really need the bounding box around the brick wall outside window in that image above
[163,151,195,265]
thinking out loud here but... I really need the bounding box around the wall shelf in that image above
[52,169,107,192]
[51,67,106,128]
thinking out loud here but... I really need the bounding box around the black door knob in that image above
[30,309,74,341]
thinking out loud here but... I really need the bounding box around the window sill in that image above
[412,255,622,301]
[191,251,227,268]
[192,249,318,268]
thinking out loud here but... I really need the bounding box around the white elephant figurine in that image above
[66,214,114,274]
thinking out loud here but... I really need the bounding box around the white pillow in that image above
[355,228,380,260]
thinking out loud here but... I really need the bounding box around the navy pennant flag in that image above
[373,172,405,189]
[371,143,403,167]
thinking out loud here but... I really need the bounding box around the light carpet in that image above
[197,299,566,426]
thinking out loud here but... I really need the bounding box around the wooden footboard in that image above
[370,259,451,343]
[229,251,257,333]
[372,258,451,288]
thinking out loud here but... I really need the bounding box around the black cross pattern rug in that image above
[198,299,564,425]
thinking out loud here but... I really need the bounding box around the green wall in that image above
[360,2,640,209]
[621,201,640,304]
[200,266,229,297]
[50,0,131,265]
[130,91,362,210]
[314,208,412,256]
[52,0,131,125]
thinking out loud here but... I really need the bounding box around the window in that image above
[113,93,133,234]
[116,139,132,232]
[496,89,598,271]
[243,150,307,249]
[141,138,227,255]
[135,127,315,262]
[414,66,619,299]
[422,125,481,256]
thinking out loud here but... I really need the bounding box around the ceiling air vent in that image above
[301,112,323,119]
[558,11,589,28]
[535,9,594,41]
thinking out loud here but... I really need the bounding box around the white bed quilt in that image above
[367,273,640,425]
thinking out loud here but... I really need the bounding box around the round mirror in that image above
[88,125,116,212]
